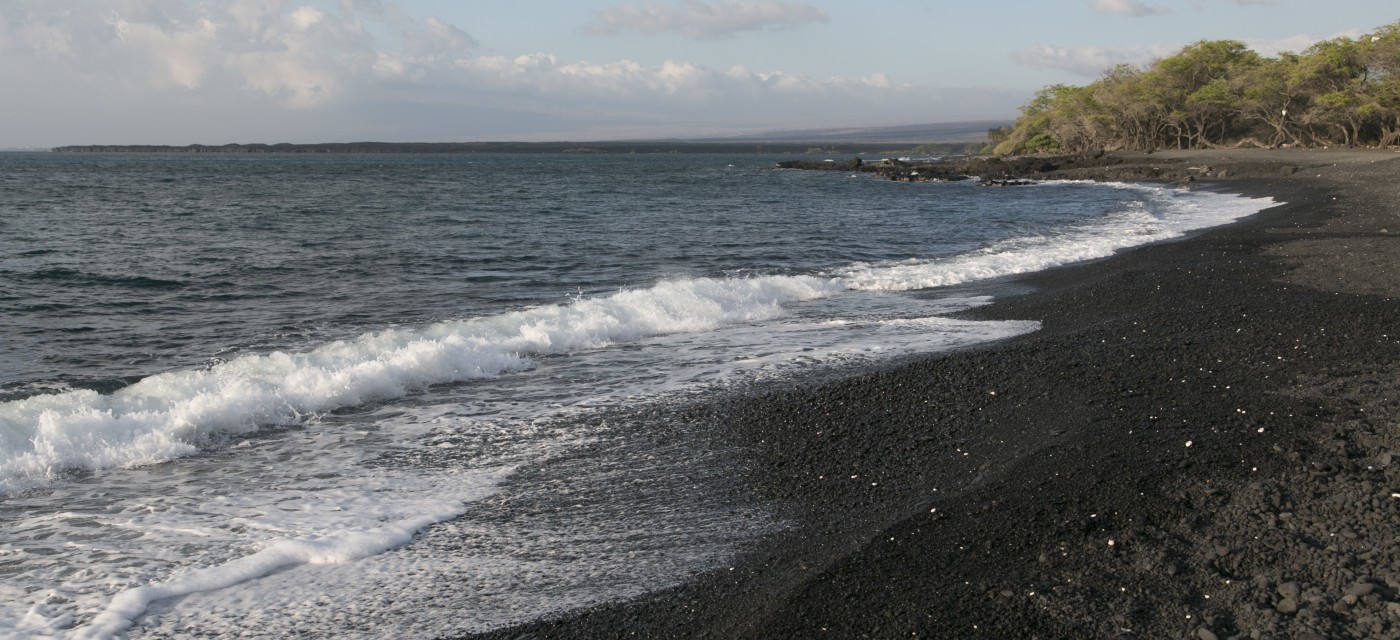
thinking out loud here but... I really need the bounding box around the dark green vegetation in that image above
[995,19,1400,154]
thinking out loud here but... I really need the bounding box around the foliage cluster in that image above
[995,20,1400,154]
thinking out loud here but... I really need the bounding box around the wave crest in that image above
[0,275,840,493]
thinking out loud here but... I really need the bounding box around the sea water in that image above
[0,152,1272,638]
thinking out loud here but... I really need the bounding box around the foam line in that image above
[0,275,838,493]
[71,505,465,640]
[0,187,1273,494]
[837,186,1272,291]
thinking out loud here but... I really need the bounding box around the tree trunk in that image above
[1268,119,1288,147]
[1382,124,1400,147]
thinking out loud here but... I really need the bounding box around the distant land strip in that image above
[49,141,956,155]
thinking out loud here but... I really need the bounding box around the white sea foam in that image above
[73,508,465,640]
[0,185,1274,496]
[0,181,1281,638]
[0,275,840,494]
[4,463,514,640]
[836,184,1272,291]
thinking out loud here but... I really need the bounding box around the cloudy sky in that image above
[0,0,1391,146]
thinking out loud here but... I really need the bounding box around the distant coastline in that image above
[48,141,952,155]
[45,120,1008,155]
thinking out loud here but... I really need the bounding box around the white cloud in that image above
[1085,0,1165,17]
[863,72,892,90]
[0,0,1020,145]
[420,16,476,53]
[1012,27,1370,80]
[1011,43,1179,77]
[1244,30,1365,57]
[112,17,219,89]
[454,52,900,103]
[587,0,828,39]
[288,6,326,31]
[0,0,477,108]
[230,47,347,108]
[224,0,287,33]
[430,54,1015,141]
[20,22,73,58]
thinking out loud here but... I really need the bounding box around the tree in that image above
[1093,65,1168,150]
[993,19,1400,154]
[1292,38,1369,145]
[1145,40,1259,148]
[1363,20,1400,145]
[1180,78,1237,147]
[1234,55,1310,146]
[995,85,1067,154]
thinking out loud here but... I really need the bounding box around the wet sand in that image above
[463,149,1400,640]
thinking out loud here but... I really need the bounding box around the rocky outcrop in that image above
[778,151,1317,185]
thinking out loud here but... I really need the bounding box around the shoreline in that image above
[462,150,1400,639]
[42,141,945,155]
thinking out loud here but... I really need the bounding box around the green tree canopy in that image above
[994,19,1400,154]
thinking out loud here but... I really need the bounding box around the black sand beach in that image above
[463,149,1400,640]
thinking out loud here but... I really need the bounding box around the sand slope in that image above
[464,150,1400,640]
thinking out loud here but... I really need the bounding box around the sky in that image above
[0,0,1393,147]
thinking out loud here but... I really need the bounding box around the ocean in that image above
[0,151,1271,638]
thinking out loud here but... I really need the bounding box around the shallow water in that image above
[0,152,1271,637]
